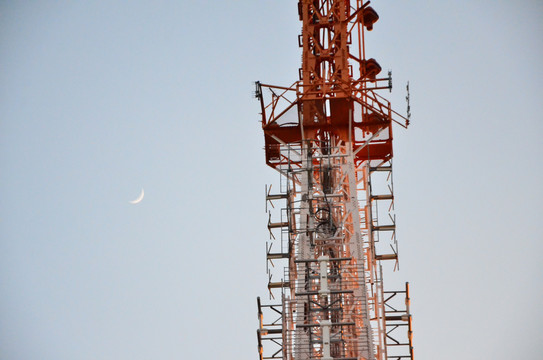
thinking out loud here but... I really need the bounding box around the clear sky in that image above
[1,1,542,359]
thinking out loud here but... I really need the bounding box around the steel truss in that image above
[255,1,413,360]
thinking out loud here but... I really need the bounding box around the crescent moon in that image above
[129,188,144,204]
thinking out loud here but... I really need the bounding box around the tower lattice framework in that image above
[256,2,413,360]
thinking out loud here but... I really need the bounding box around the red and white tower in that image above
[256,2,413,359]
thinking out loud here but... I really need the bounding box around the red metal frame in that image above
[255,2,413,359]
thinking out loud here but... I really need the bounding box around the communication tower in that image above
[255,2,413,360]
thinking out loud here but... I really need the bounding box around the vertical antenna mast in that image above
[256,2,413,360]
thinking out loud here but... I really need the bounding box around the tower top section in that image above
[298,0,379,99]
[256,1,409,170]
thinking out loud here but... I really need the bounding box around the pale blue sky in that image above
[1,1,542,360]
